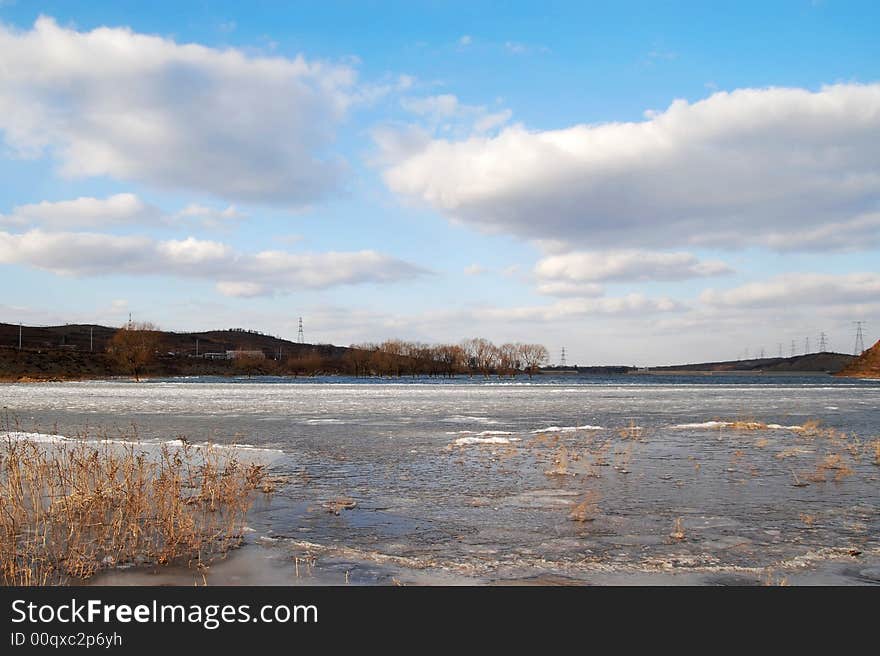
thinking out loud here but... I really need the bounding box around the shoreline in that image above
[2,370,868,383]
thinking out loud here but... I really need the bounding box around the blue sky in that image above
[0,1,878,365]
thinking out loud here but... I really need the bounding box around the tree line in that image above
[345,339,549,378]
[106,323,550,380]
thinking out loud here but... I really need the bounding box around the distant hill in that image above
[837,340,880,378]
[646,351,856,374]
[0,323,350,381]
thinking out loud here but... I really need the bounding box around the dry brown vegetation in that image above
[872,439,880,466]
[569,490,601,522]
[350,338,549,378]
[0,434,266,585]
[106,322,161,382]
[669,517,686,541]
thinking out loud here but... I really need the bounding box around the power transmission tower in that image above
[759,347,765,359]
[777,343,783,358]
[805,336,810,354]
[560,347,567,367]
[818,332,828,352]
[297,317,305,344]
[790,340,796,358]
[854,321,866,355]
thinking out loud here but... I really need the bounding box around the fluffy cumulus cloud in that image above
[0,229,425,296]
[0,193,161,228]
[383,83,880,252]
[0,17,356,204]
[700,273,880,308]
[535,250,731,292]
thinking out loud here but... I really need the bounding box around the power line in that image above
[854,321,866,355]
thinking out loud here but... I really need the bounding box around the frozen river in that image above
[3,374,880,585]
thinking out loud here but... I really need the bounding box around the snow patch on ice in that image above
[530,425,603,433]
[452,435,520,446]
[2,431,284,457]
[446,430,515,436]
[670,421,804,430]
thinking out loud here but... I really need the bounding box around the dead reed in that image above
[0,434,265,585]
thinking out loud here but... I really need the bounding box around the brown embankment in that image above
[836,340,880,379]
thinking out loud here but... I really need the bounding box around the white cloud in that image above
[0,194,250,231]
[0,17,357,204]
[475,294,685,322]
[700,273,880,308]
[535,250,732,289]
[464,264,487,275]
[0,194,161,228]
[0,229,426,296]
[398,93,512,136]
[176,203,247,229]
[401,94,461,118]
[534,281,604,298]
[383,83,880,252]
[458,35,472,46]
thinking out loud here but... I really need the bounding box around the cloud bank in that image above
[383,83,880,252]
[0,230,425,297]
[0,17,357,204]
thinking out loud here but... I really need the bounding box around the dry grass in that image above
[618,419,643,440]
[569,490,601,523]
[726,420,768,431]
[0,434,265,585]
[669,517,686,541]
[871,439,880,466]
[804,453,854,483]
[799,513,816,527]
[323,497,357,515]
[544,447,573,477]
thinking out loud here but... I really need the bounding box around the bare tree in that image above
[519,343,549,379]
[106,321,161,381]
[498,343,522,377]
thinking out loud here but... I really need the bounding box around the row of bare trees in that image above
[346,338,549,378]
[104,323,549,380]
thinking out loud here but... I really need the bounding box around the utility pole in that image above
[18,322,22,350]
[90,327,93,352]
[196,338,199,357]
[853,321,866,355]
